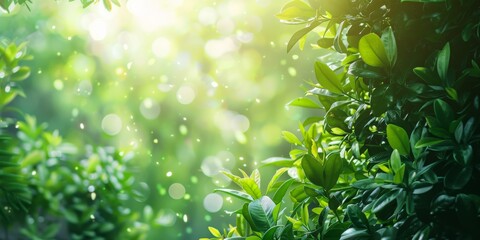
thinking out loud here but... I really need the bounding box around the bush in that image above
[204,0,480,239]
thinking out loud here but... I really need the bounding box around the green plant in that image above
[204,0,480,239]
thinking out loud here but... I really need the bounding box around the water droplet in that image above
[166,171,173,177]
[80,123,85,129]
[183,214,188,223]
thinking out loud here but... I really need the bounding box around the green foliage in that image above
[206,0,480,239]
[0,0,118,11]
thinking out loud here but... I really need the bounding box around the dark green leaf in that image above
[301,154,323,186]
[436,42,450,81]
[272,178,295,204]
[445,165,472,190]
[248,196,276,232]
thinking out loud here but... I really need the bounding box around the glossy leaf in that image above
[286,21,321,53]
[389,149,401,173]
[301,154,323,186]
[239,178,262,199]
[214,189,254,202]
[381,26,397,66]
[287,97,321,109]
[359,33,389,68]
[314,61,343,94]
[266,167,289,193]
[248,196,276,232]
[437,42,450,81]
[387,124,410,155]
[282,131,302,145]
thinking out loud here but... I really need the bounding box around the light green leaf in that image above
[239,178,262,199]
[266,167,289,193]
[359,33,389,68]
[390,149,401,173]
[387,124,410,155]
[286,21,321,53]
[282,131,303,145]
[208,227,222,238]
[437,42,450,81]
[261,157,295,167]
[287,97,321,109]
[314,61,343,94]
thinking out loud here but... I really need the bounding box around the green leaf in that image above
[437,42,450,81]
[301,154,323,186]
[287,21,321,53]
[102,0,112,11]
[214,189,254,202]
[359,33,389,68]
[414,137,446,148]
[208,227,222,238]
[340,228,370,240]
[445,166,472,190]
[413,67,441,85]
[261,157,295,167]
[10,66,30,81]
[445,87,458,101]
[389,149,401,173]
[323,153,343,191]
[372,189,402,214]
[276,0,316,23]
[282,131,302,145]
[314,61,343,94]
[387,124,410,155]
[287,97,321,109]
[393,164,405,184]
[266,167,289,193]
[381,27,397,67]
[346,205,369,228]
[273,178,295,204]
[248,196,276,232]
[433,99,454,126]
[239,178,262,199]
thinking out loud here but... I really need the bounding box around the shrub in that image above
[204,0,480,239]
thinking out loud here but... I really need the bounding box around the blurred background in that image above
[1,0,319,238]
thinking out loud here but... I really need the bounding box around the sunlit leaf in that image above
[359,33,389,68]
[314,61,343,94]
[386,124,410,155]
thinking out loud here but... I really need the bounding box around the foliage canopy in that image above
[205,0,480,239]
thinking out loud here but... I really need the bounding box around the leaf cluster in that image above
[205,0,480,239]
